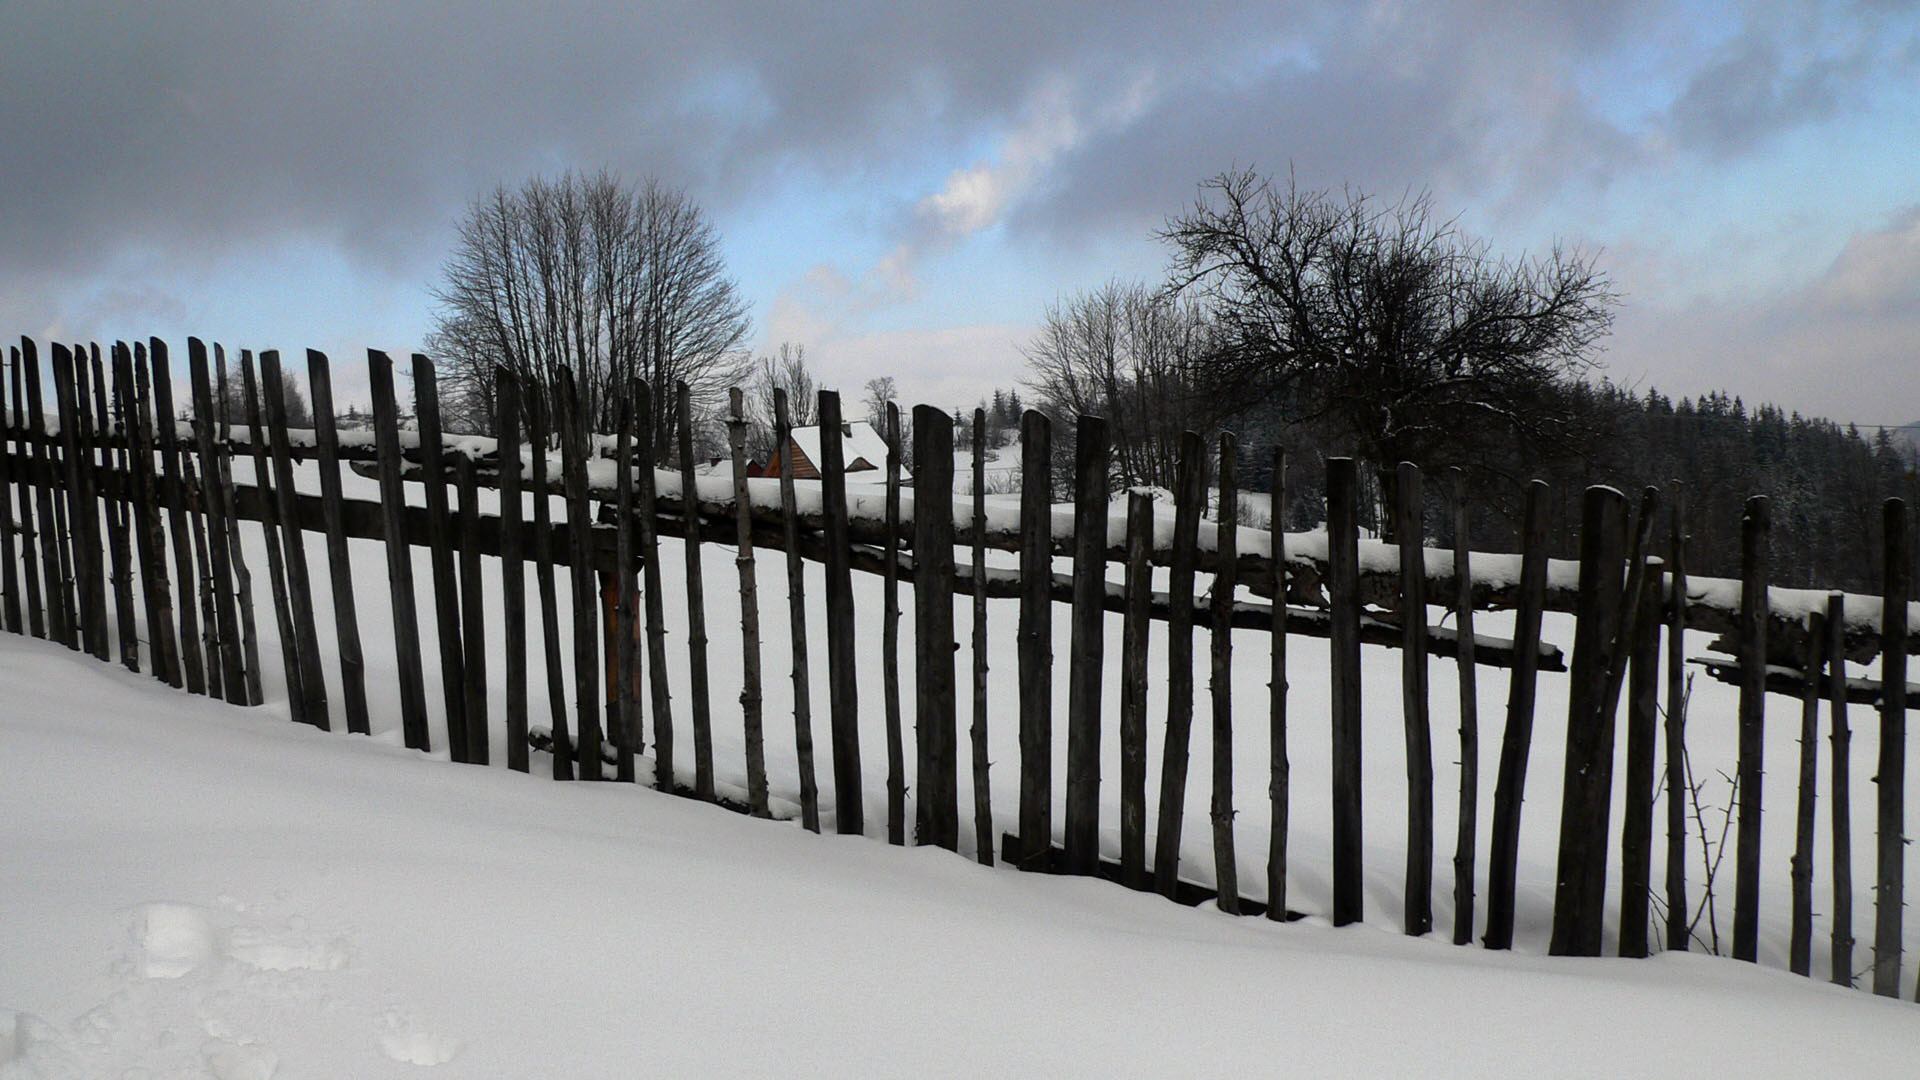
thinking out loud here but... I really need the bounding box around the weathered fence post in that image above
[607,389,639,782]
[412,356,468,760]
[1154,431,1206,898]
[496,369,529,773]
[1664,480,1689,951]
[1484,479,1550,949]
[149,341,205,692]
[729,387,769,815]
[634,382,672,790]
[913,403,957,850]
[0,346,20,636]
[1210,433,1241,913]
[188,342,245,699]
[215,345,264,705]
[1016,409,1052,868]
[884,401,907,845]
[818,390,862,831]
[1827,593,1853,986]
[238,349,301,715]
[1268,447,1290,922]
[1874,498,1907,997]
[527,380,573,779]
[1733,495,1770,963]
[367,351,430,751]
[1789,609,1823,976]
[27,338,73,648]
[970,409,994,867]
[558,367,600,780]
[1449,469,1478,945]
[98,346,142,674]
[455,452,490,765]
[1550,485,1628,958]
[676,381,716,799]
[1396,461,1433,936]
[262,350,329,728]
[307,351,370,735]
[8,344,47,640]
[1120,490,1153,889]
[1326,456,1365,927]
[1620,556,1661,958]
[50,345,108,661]
[1065,414,1108,876]
[773,388,819,831]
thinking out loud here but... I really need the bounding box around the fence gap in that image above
[817,390,862,831]
[1210,433,1241,913]
[367,350,430,751]
[1015,409,1052,868]
[970,408,994,867]
[1065,414,1109,876]
[729,387,768,814]
[912,403,957,850]
[1153,430,1205,898]
[307,351,370,735]
[1485,479,1550,949]
[772,388,818,831]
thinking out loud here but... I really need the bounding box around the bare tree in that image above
[1022,278,1220,489]
[861,376,897,431]
[1162,168,1616,506]
[745,342,817,460]
[427,170,751,457]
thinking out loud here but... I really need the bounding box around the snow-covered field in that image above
[6,452,1920,1075]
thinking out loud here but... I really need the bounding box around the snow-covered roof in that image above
[787,419,902,476]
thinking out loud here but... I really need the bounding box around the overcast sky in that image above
[4,0,1918,425]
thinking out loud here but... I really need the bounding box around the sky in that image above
[3,0,1918,426]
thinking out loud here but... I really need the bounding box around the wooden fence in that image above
[3,335,1919,999]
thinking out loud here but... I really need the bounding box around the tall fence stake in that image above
[1153,431,1205,898]
[1016,410,1052,867]
[1874,499,1907,996]
[367,351,429,750]
[1733,495,1770,963]
[773,389,818,831]
[1485,479,1549,949]
[912,403,957,850]
[1210,433,1241,913]
[818,390,862,830]
[730,387,768,815]
[1326,456,1364,926]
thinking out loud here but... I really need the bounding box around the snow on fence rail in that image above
[1,335,1917,999]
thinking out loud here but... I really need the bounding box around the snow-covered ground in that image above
[6,451,1920,1075]
[6,633,1920,1077]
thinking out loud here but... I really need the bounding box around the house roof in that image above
[786,419,903,476]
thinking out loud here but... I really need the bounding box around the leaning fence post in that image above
[1484,479,1549,949]
[1016,409,1053,868]
[1153,431,1206,898]
[239,349,302,717]
[1326,456,1364,926]
[262,350,329,729]
[367,351,431,751]
[1065,414,1108,876]
[1874,498,1907,996]
[412,356,469,761]
[912,403,957,850]
[307,351,370,735]
[1733,495,1770,963]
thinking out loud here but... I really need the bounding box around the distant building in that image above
[764,420,903,481]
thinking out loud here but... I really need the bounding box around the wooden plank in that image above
[187,341,246,701]
[81,345,127,665]
[1268,447,1290,922]
[183,457,221,692]
[526,380,572,779]
[1448,469,1478,945]
[1549,485,1628,957]
[884,401,906,845]
[633,381,669,790]
[261,351,330,728]
[1789,609,1823,976]
[215,345,264,705]
[1065,414,1109,876]
[817,390,861,830]
[1874,498,1907,996]
[72,344,114,660]
[456,452,490,765]
[913,403,958,850]
[306,351,370,734]
[1828,593,1854,986]
[411,356,468,761]
[91,345,140,670]
[1153,431,1206,899]
[149,340,205,693]
[1210,433,1240,914]
[136,344,184,684]
[1664,481,1689,951]
[1016,409,1052,869]
[24,338,73,646]
[496,369,530,773]
[50,345,109,660]
[1733,495,1770,963]
[970,408,993,867]
[612,386,639,783]
[1396,461,1432,936]
[0,343,20,635]
[1484,479,1550,949]
[1120,490,1153,889]
[1326,456,1364,927]
[9,344,46,639]
[773,388,818,831]
[367,351,431,750]
[239,349,300,714]
[674,382,715,797]
[729,387,767,813]
[1620,557,1661,958]
[559,367,601,780]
